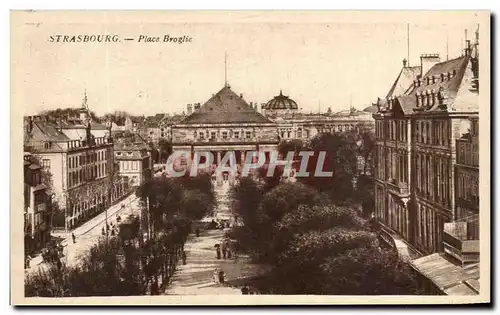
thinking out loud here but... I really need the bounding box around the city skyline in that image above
[17,20,478,116]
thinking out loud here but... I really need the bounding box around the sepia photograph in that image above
[10,10,490,305]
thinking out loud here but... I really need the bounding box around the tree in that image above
[157,139,172,163]
[228,179,420,295]
[277,139,304,157]
[319,247,421,295]
[298,132,358,202]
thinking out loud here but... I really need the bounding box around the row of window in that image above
[456,140,479,167]
[375,146,408,184]
[68,150,108,170]
[375,190,410,240]
[198,130,254,140]
[67,194,106,218]
[121,160,140,171]
[415,203,445,254]
[415,119,450,146]
[68,163,108,188]
[415,153,452,208]
[456,171,479,207]
[375,120,408,142]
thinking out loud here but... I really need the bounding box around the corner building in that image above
[373,36,479,259]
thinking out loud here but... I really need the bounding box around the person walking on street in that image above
[195,228,200,237]
[213,269,220,284]
[150,277,159,295]
[222,242,227,259]
[218,270,225,284]
[241,286,249,295]
[182,251,187,265]
[214,244,221,259]
[71,233,76,244]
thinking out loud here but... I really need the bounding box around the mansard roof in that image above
[386,65,421,99]
[179,86,273,125]
[375,53,477,116]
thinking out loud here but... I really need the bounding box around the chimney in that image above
[402,58,407,68]
[187,104,193,115]
[240,93,243,99]
[420,54,440,77]
[24,116,33,136]
[194,103,201,111]
[464,40,472,56]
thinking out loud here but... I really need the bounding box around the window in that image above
[246,131,252,139]
[426,122,431,144]
[234,131,239,139]
[42,159,50,169]
[222,131,228,140]
[199,132,205,139]
[210,132,216,139]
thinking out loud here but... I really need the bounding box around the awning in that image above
[411,253,480,295]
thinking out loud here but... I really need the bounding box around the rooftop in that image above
[179,86,273,125]
[411,253,480,295]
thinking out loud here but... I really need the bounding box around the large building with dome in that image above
[170,84,374,181]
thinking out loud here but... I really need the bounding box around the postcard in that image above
[11,10,490,305]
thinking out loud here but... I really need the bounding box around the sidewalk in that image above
[165,181,269,295]
[26,193,140,274]
[165,229,268,295]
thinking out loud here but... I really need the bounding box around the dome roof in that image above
[264,90,298,110]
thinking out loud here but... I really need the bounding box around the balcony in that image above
[443,215,479,266]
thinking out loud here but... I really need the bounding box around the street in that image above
[165,181,269,295]
[26,193,141,274]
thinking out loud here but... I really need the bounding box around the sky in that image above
[14,13,480,116]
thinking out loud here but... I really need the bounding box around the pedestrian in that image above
[150,277,159,295]
[71,233,76,244]
[182,251,187,265]
[214,244,221,259]
[227,249,232,259]
[218,270,225,284]
[25,255,31,269]
[221,242,228,259]
[213,269,220,284]
[195,228,200,237]
[241,286,249,295]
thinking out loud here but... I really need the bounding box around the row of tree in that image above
[229,131,420,295]
[25,174,216,297]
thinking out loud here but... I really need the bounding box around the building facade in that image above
[373,34,479,260]
[114,132,153,187]
[24,156,52,255]
[172,85,279,183]
[23,100,129,230]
